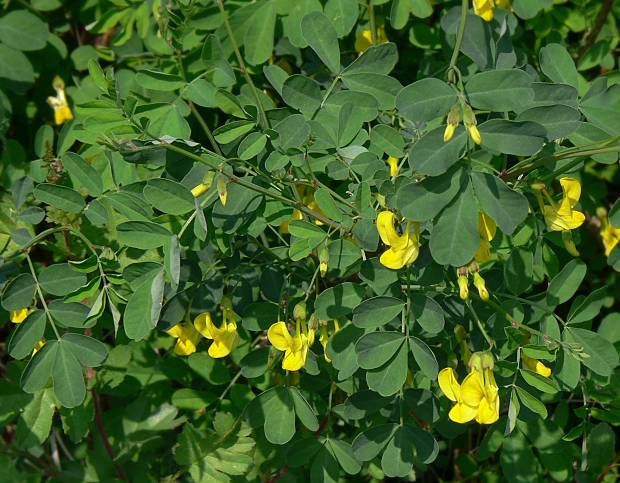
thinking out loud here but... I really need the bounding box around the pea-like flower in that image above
[194,298,240,358]
[473,0,511,22]
[475,213,497,263]
[10,308,30,324]
[268,319,315,371]
[166,322,201,356]
[376,211,420,270]
[541,178,585,231]
[47,76,73,125]
[597,207,620,256]
[522,354,552,378]
[355,24,388,53]
[386,156,400,177]
[438,366,499,425]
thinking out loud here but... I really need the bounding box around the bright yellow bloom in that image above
[473,0,511,22]
[47,76,73,125]
[386,156,400,177]
[376,211,420,270]
[194,298,240,358]
[467,124,481,145]
[10,308,29,324]
[475,213,496,263]
[542,178,585,231]
[167,322,201,356]
[444,123,456,142]
[522,354,552,378]
[268,319,315,371]
[355,24,388,53]
[597,207,620,256]
[319,320,340,363]
[438,366,499,424]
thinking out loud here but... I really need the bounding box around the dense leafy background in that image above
[1,0,620,482]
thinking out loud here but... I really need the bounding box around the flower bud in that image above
[293,301,307,322]
[473,272,489,301]
[480,351,495,370]
[458,274,469,301]
[217,176,228,206]
[319,246,329,277]
[562,230,580,257]
[469,352,483,372]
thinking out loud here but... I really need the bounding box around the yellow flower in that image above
[475,213,496,263]
[522,354,552,378]
[376,211,420,270]
[472,272,489,301]
[355,24,388,53]
[386,156,400,177]
[597,207,620,256]
[319,320,340,363]
[47,76,73,125]
[166,322,201,356]
[473,0,511,22]
[191,172,215,198]
[279,190,325,233]
[10,308,30,324]
[194,298,240,358]
[541,178,585,232]
[438,366,499,424]
[444,104,461,143]
[467,124,481,145]
[32,339,45,355]
[444,123,456,143]
[457,274,469,300]
[268,319,315,371]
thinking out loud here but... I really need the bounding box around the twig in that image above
[92,389,128,481]
[576,0,614,63]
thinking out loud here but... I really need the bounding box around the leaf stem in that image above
[25,253,61,340]
[448,0,469,73]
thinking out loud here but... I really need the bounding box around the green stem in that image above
[216,0,269,130]
[26,253,61,340]
[448,0,469,74]
[465,300,494,349]
[189,102,223,156]
[368,1,377,45]
[162,143,339,228]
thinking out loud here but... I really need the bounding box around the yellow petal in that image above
[386,156,400,177]
[560,177,581,209]
[268,321,293,351]
[438,368,460,402]
[10,308,29,324]
[208,330,239,358]
[535,361,552,378]
[191,183,208,197]
[475,240,492,263]
[467,124,482,144]
[282,349,305,371]
[377,211,406,248]
[478,213,496,242]
[166,324,184,338]
[354,29,373,53]
[194,312,217,339]
[475,396,500,424]
[175,338,197,356]
[32,339,45,355]
[460,370,485,407]
[444,123,456,142]
[543,206,585,231]
[448,402,479,423]
[473,0,494,21]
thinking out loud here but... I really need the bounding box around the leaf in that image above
[396,165,465,222]
[2,273,36,311]
[34,184,85,213]
[324,0,358,37]
[465,69,534,112]
[429,178,479,267]
[262,387,296,445]
[117,221,172,249]
[342,42,398,75]
[62,152,103,196]
[504,249,534,295]
[211,181,264,234]
[356,331,406,369]
[0,10,48,51]
[370,124,405,157]
[213,120,256,144]
[0,45,34,91]
[289,387,319,431]
[409,126,467,176]
[273,114,310,151]
[38,263,87,296]
[366,342,409,396]
[411,294,445,334]
[546,259,586,306]
[16,388,55,450]
[62,333,108,367]
[21,341,58,394]
[409,337,439,379]
[352,423,397,461]
[396,78,457,123]
[478,120,546,156]
[516,105,581,140]
[172,389,217,410]
[563,327,619,377]
[53,341,87,408]
[135,70,185,91]
[327,439,361,475]
[567,287,607,325]
[144,178,195,215]
[282,75,322,113]
[124,269,165,341]
[237,132,267,160]
[515,386,547,419]
[341,73,402,110]
[352,297,405,329]
[243,1,276,65]
[8,310,46,360]
[315,283,365,319]
[539,43,578,89]
[471,171,529,235]
[48,300,90,328]
[301,12,341,74]
[520,369,559,394]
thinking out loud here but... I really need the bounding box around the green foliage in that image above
[1,0,620,482]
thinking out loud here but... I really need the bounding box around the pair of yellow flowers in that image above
[438,353,551,425]
[167,298,239,358]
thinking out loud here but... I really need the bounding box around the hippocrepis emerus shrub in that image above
[1,0,620,481]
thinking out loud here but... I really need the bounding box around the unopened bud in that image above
[473,272,489,301]
[444,123,456,143]
[562,231,580,257]
[293,302,307,322]
[458,274,469,301]
[217,176,228,206]
[319,246,329,277]
[469,352,483,372]
[480,351,495,370]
